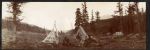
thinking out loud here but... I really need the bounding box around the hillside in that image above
[2,19,52,49]
[2,19,51,33]
[87,12,146,36]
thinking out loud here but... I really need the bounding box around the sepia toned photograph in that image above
[2,2,146,49]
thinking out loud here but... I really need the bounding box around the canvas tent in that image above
[42,31,59,44]
[67,26,89,46]
[42,25,89,47]
[42,22,60,44]
[70,26,89,46]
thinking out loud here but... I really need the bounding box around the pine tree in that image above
[90,10,96,35]
[8,2,26,46]
[127,2,135,16]
[91,10,94,22]
[111,2,124,34]
[116,2,123,32]
[75,8,82,29]
[116,2,123,16]
[95,11,100,22]
[134,2,139,14]
[133,2,141,33]
[126,2,137,34]
[81,2,89,26]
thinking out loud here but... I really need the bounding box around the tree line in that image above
[75,2,146,36]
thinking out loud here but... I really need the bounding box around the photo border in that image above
[1,0,148,50]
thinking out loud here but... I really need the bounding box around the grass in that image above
[2,28,146,49]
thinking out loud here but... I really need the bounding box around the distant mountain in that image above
[2,19,51,34]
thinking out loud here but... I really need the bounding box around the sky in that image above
[2,2,146,31]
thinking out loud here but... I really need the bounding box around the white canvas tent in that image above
[63,26,89,46]
[42,31,59,44]
[75,26,89,46]
[42,21,60,44]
